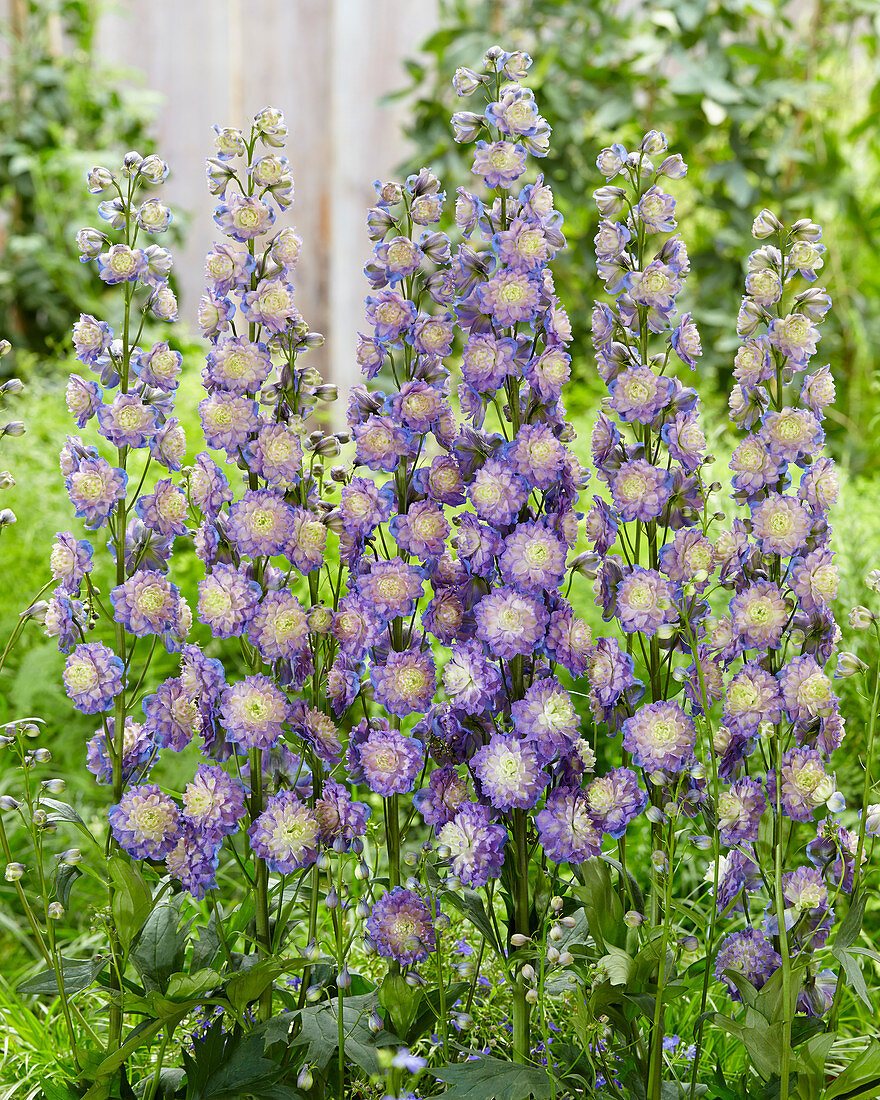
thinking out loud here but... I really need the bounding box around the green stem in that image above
[511,809,531,1065]
[249,746,273,1022]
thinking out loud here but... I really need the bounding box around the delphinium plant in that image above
[574,133,875,1100]
[3,42,880,1100]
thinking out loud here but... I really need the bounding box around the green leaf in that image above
[379,971,423,1040]
[191,913,221,972]
[575,857,623,952]
[437,885,503,957]
[289,992,399,1075]
[596,946,633,987]
[40,797,98,846]
[130,900,188,993]
[225,957,285,1014]
[165,968,223,1001]
[432,1055,554,1098]
[17,955,107,997]
[831,894,872,1009]
[710,1008,784,1081]
[107,854,153,952]
[56,862,81,909]
[824,1039,880,1100]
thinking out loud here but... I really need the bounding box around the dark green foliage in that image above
[398,0,880,467]
[0,0,160,358]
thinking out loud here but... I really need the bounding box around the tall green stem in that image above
[511,809,531,1065]
[249,746,273,1022]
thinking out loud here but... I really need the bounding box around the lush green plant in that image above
[398,0,880,468]
[0,0,162,358]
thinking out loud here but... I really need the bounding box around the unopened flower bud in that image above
[325,887,339,909]
[43,779,65,796]
[525,988,539,1004]
[86,166,114,193]
[404,971,425,987]
[48,902,64,919]
[681,936,699,953]
[549,925,564,943]
[640,129,668,155]
[0,471,13,489]
[624,910,644,928]
[510,933,531,946]
[308,605,333,633]
[865,804,880,836]
[354,861,369,881]
[651,850,668,872]
[836,652,868,678]
[5,862,24,881]
[337,966,352,990]
[752,209,783,238]
[521,963,536,982]
[0,508,17,526]
[850,606,875,630]
[547,946,560,963]
[296,1065,314,1090]
[691,834,713,850]
[122,150,144,174]
[827,792,846,814]
[139,154,169,183]
[2,421,25,437]
[646,805,666,824]
[713,725,732,754]
[368,1009,384,1033]
[32,809,47,827]
[0,377,23,396]
[866,570,880,593]
[61,849,82,865]
[306,983,323,1002]
[790,218,822,243]
[0,796,20,810]
[34,748,51,763]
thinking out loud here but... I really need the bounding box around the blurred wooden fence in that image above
[92,0,439,392]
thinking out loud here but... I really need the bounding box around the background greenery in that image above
[0,0,162,360]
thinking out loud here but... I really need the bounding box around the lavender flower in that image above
[63,642,125,714]
[438,802,507,888]
[315,780,371,849]
[109,784,180,860]
[584,768,647,838]
[535,787,602,865]
[622,701,695,774]
[182,765,247,837]
[249,791,319,873]
[348,722,424,797]
[220,674,289,751]
[367,888,436,967]
[714,930,781,998]
[471,734,548,811]
[474,587,549,658]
